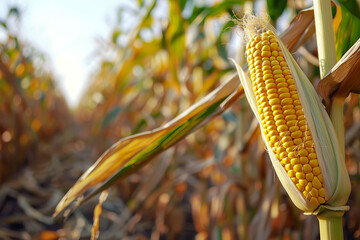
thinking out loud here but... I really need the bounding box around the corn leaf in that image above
[53,74,243,217]
[279,7,315,52]
[317,37,360,105]
[187,0,245,24]
[333,1,360,59]
[266,0,287,22]
[337,0,360,19]
[279,2,338,53]
[101,106,123,128]
[316,1,360,106]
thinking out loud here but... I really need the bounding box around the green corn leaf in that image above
[334,2,360,59]
[266,0,287,22]
[337,0,360,18]
[53,74,243,218]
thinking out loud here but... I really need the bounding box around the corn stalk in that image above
[313,0,348,239]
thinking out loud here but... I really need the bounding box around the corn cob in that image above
[246,30,325,206]
[233,17,350,214]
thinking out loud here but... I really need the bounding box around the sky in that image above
[0,0,126,107]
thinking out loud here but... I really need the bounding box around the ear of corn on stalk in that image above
[232,17,351,213]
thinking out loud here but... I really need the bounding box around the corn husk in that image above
[232,18,351,213]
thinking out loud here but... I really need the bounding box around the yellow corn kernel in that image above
[316,176,323,186]
[312,176,322,189]
[309,159,319,167]
[318,197,325,204]
[313,167,321,176]
[290,158,299,165]
[305,182,313,192]
[296,184,305,192]
[303,164,312,174]
[293,138,302,145]
[310,188,319,198]
[290,130,302,138]
[306,173,314,182]
[310,197,319,205]
[299,149,308,157]
[296,172,305,180]
[288,170,295,178]
[299,179,308,187]
[293,164,302,172]
[300,157,309,164]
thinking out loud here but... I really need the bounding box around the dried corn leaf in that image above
[279,7,315,52]
[91,190,108,240]
[318,37,360,106]
[53,74,243,217]
[279,2,336,53]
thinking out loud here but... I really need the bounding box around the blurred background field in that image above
[1,0,360,239]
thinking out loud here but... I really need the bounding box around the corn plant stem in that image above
[313,0,345,149]
[313,1,346,239]
[313,0,337,77]
[317,211,345,240]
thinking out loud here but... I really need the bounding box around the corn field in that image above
[1,0,360,239]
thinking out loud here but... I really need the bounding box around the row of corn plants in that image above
[0,7,72,184]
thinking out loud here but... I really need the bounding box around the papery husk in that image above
[276,25,351,210]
